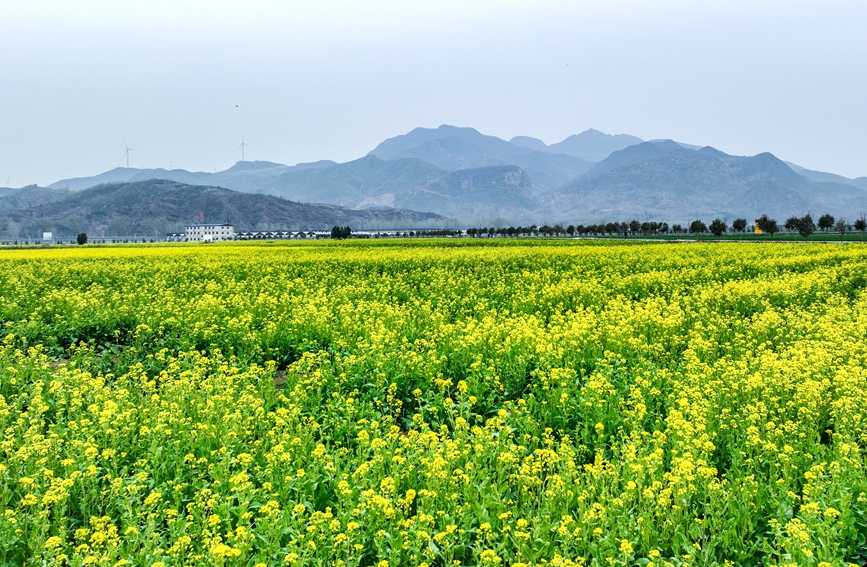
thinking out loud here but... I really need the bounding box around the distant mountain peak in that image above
[750,152,779,161]
[548,130,644,161]
[509,136,549,151]
[647,139,683,150]
[225,160,287,172]
[291,160,339,170]
[435,124,480,132]
[575,128,610,138]
[369,126,595,192]
[396,124,485,140]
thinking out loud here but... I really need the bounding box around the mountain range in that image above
[0,180,444,239]
[546,141,867,221]
[3,125,865,233]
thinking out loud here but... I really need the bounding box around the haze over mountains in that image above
[547,141,867,221]
[0,180,444,239]
[510,129,644,162]
[4,125,866,235]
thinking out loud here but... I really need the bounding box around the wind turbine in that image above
[120,138,135,169]
[236,136,250,162]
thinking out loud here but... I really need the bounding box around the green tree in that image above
[331,225,351,239]
[629,220,641,235]
[732,218,747,232]
[757,215,779,238]
[689,220,707,234]
[797,214,816,240]
[834,219,849,241]
[76,232,88,245]
[818,213,835,231]
[854,214,866,241]
[709,218,727,237]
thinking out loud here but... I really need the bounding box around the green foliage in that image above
[709,218,727,237]
[834,219,850,241]
[819,213,835,231]
[1,241,867,565]
[797,214,817,240]
[331,225,351,239]
[757,214,779,238]
[855,215,866,240]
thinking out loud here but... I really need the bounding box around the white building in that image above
[185,224,235,242]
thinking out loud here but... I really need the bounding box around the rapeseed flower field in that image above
[0,240,866,566]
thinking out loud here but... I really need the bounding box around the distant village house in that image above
[165,224,324,242]
[181,223,235,242]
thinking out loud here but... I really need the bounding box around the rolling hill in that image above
[0,180,445,239]
[50,155,546,224]
[544,141,867,223]
[0,186,69,211]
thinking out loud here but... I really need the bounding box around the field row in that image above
[1,240,866,566]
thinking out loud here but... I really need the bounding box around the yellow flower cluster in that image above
[0,239,866,566]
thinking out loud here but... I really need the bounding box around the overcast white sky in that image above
[2,0,866,186]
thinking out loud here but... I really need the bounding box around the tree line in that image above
[464,213,867,240]
[24,213,867,246]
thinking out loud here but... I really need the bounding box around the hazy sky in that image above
[3,0,866,186]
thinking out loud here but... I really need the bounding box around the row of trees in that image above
[468,222,700,238]
[735,213,866,240]
[677,214,865,239]
[468,223,672,238]
[58,213,867,245]
[465,213,867,240]
[330,227,464,239]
